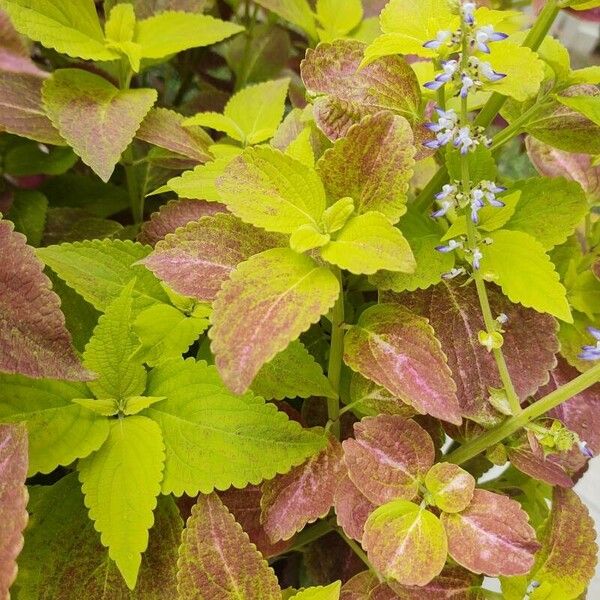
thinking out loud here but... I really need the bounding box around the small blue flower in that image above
[424,60,459,91]
[471,247,483,270]
[432,199,454,218]
[436,238,463,253]
[474,25,508,53]
[424,109,459,150]
[442,267,467,280]
[496,313,509,325]
[461,1,476,26]
[454,126,476,154]
[578,440,595,459]
[579,326,600,361]
[477,60,506,82]
[423,30,452,50]
[460,73,476,98]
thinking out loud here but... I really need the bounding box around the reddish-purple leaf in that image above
[342,415,435,505]
[389,566,485,600]
[304,533,364,586]
[138,199,226,247]
[177,493,281,599]
[300,40,421,141]
[348,372,417,417]
[334,474,376,543]
[316,111,415,223]
[424,463,476,513]
[343,304,462,425]
[260,434,345,542]
[136,108,212,164]
[387,281,559,425]
[441,490,540,577]
[529,487,598,598]
[538,357,600,455]
[0,220,92,381]
[0,10,44,76]
[219,485,290,558]
[341,571,398,600]
[0,424,28,599]
[143,213,284,303]
[526,136,600,200]
[0,71,63,145]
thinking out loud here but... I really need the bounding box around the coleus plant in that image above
[0,0,600,598]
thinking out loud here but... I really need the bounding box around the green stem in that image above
[285,519,334,554]
[447,362,600,465]
[327,269,345,439]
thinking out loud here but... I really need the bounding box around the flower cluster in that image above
[431,179,506,222]
[436,235,490,271]
[424,108,491,154]
[579,326,600,362]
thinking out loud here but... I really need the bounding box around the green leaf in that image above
[363,500,448,586]
[166,156,233,202]
[371,208,454,293]
[290,224,331,253]
[216,147,327,234]
[146,358,327,496]
[105,3,135,44]
[78,416,165,589]
[251,340,336,401]
[3,141,76,177]
[37,239,169,312]
[424,463,475,513]
[16,473,182,599]
[480,230,572,322]
[316,0,362,42]
[42,69,157,182]
[0,374,110,475]
[321,212,416,275]
[210,248,340,393]
[72,398,119,416]
[177,493,281,600]
[0,0,120,61]
[185,79,290,145]
[316,112,415,223]
[132,302,210,367]
[134,11,243,59]
[253,0,317,40]
[7,190,47,247]
[290,582,342,600]
[83,280,146,400]
[446,145,497,185]
[321,197,355,234]
[557,94,600,127]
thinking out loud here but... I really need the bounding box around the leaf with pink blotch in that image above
[300,40,421,141]
[343,304,461,425]
[209,248,340,394]
[0,423,28,600]
[0,220,92,381]
[219,485,290,558]
[138,199,226,247]
[342,415,435,506]
[441,489,540,577]
[261,434,345,542]
[177,493,281,600]
[424,463,476,513]
[363,500,448,587]
[316,111,415,224]
[385,280,559,425]
[143,213,284,302]
[136,108,213,164]
[334,474,376,543]
[0,9,45,76]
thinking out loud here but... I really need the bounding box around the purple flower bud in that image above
[424,139,443,150]
[589,326,600,341]
[462,1,476,25]
[436,239,463,253]
[472,248,483,270]
[425,80,445,91]
[423,30,452,50]
[579,345,600,361]
[578,440,594,459]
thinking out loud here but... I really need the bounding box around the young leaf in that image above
[343,304,462,424]
[316,112,415,223]
[0,423,28,599]
[290,582,342,600]
[301,40,421,140]
[142,213,284,302]
[78,416,165,589]
[334,474,376,543]
[342,415,435,505]
[371,208,455,293]
[83,281,146,400]
[42,69,157,182]
[424,463,475,513]
[166,156,234,202]
[0,374,110,475]
[253,0,317,40]
[0,0,119,61]
[260,434,344,542]
[507,441,575,489]
[210,248,339,394]
[0,71,63,145]
[390,281,560,425]
[441,490,539,577]
[185,79,290,145]
[134,11,244,59]
[146,358,327,496]
[480,230,572,322]
[16,473,182,598]
[177,492,281,600]
[316,0,362,41]
[136,108,212,164]
[363,500,448,587]
[0,220,92,381]
[251,340,336,401]
[216,147,326,234]
[37,239,169,312]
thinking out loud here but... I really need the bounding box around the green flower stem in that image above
[327,269,345,439]
[446,362,600,466]
[413,0,561,213]
[458,29,522,417]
